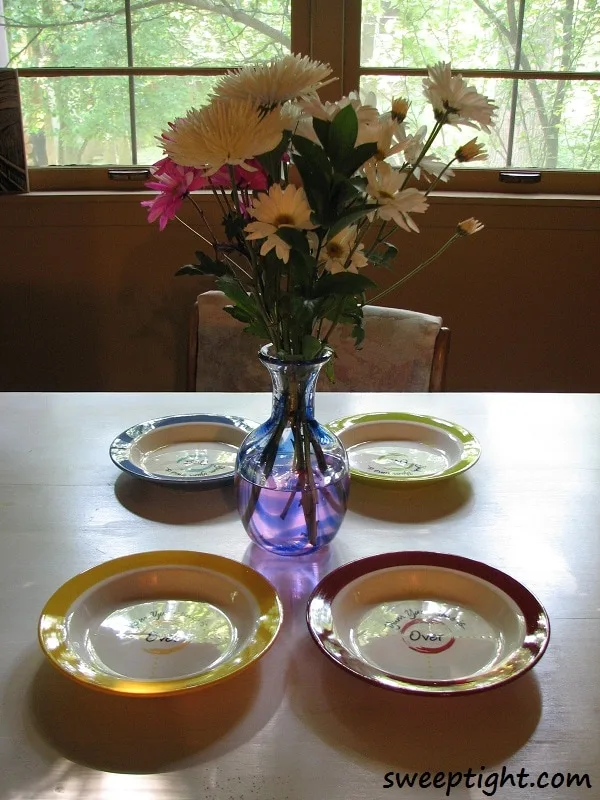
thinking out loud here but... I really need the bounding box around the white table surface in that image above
[0,392,598,800]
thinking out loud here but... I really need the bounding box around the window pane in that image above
[135,76,218,165]
[4,1,292,167]
[20,76,132,165]
[521,0,600,73]
[360,0,600,76]
[360,75,510,169]
[361,74,600,171]
[2,0,128,68]
[2,0,291,69]
[360,0,514,70]
[132,2,291,67]
[512,79,600,169]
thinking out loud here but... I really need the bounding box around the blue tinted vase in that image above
[235,345,350,557]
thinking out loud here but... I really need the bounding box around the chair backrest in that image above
[188,290,450,392]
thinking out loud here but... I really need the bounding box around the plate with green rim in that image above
[327,412,481,485]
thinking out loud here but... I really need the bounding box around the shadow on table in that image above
[25,648,281,775]
[113,473,237,523]
[244,543,342,622]
[348,476,473,523]
[287,636,542,771]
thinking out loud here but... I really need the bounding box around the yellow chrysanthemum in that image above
[162,98,286,175]
[213,54,336,108]
[244,184,317,264]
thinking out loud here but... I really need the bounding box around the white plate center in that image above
[141,442,238,478]
[347,440,451,477]
[351,599,503,681]
[87,599,238,681]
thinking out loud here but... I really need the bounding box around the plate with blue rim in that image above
[327,411,481,486]
[110,413,257,486]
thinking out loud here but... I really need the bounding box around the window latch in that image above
[108,168,151,182]
[499,171,542,184]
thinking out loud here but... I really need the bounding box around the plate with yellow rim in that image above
[327,412,481,485]
[38,551,283,696]
[307,551,550,696]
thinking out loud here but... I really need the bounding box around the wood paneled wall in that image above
[1,191,598,392]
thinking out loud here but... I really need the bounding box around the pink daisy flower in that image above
[142,157,209,230]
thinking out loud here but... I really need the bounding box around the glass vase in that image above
[234,344,350,556]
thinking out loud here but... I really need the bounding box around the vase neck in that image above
[259,346,331,423]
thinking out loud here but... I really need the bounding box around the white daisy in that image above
[162,98,287,175]
[244,184,316,264]
[320,227,368,274]
[297,92,380,147]
[363,117,407,161]
[213,54,335,108]
[401,126,454,182]
[423,62,497,133]
[365,162,429,232]
[301,92,380,126]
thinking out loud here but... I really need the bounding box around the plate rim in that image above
[109,412,257,486]
[38,550,283,696]
[306,550,550,696]
[326,411,481,484]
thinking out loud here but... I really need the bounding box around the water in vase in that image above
[235,472,350,556]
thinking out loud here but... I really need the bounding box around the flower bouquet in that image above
[143,55,496,555]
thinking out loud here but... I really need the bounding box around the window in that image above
[348,0,600,191]
[1,0,598,191]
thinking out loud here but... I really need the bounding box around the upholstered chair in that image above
[188,290,450,392]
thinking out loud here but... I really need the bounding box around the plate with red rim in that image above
[326,412,481,485]
[306,551,550,696]
[38,550,283,696]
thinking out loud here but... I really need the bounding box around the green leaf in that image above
[352,323,366,348]
[244,319,271,339]
[291,135,332,220]
[215,275,256,315]
[368,242,398,269]
[327,203,379,239]
[314,271,376,297]
[328,105,359,167]
[288,296,317,331]
[255,131,291,183]
[223,211,246,242]
[301,335,323,360]
[312,117,331,151]
[330,174,361,210]
[175,250,229,277]
[324,356,336,383]
[322,294,364,325]
[274,226,311,253]
[223,304,253,324]
[292,134,333,175]
[175,264,207,277]
[338,141,379,177]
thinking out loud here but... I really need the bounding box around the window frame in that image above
[12,0,600,195]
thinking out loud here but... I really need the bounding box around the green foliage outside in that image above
[1,0,598,170]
